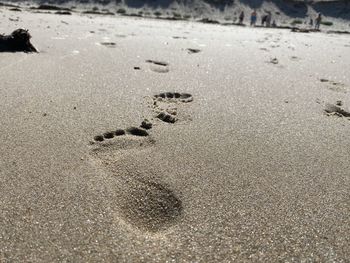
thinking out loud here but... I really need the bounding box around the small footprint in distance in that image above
[146,59,169,73]
[187,48,201,54]
[151,92,193,123]
[324,101,350,118]
[100,42,116,47]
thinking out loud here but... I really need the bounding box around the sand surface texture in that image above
[0,9,349,262]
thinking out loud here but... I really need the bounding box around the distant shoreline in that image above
[1,2,350,35]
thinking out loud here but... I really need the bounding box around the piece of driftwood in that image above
[0,29,37,52]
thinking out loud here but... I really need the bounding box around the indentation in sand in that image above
[268,57,279,64]
[187,48,201,54]
[172,36,187,39]
[320,79,347,93]
[157,111,177,123]
[90,132,182,232]
[325,102,350,118]
[140,119,152,130]
[99,42,116,47]
[125,127,149,136]
[119,178,182,232]
[150,92,193,123]
[146,60,169,73]
[154,92,193,103]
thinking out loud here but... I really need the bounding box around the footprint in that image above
[146,60,169,73]
[90,127,182,232]
[172,36,187,39]
[151,92,193,124]
[290,56,300,61]
[268,57,279,64]
[88,91,193,231]
[187,48,201,54]
[325,102,350,118]
[146,60,168,66]
[320,79,347,93]
[100,42,116,47]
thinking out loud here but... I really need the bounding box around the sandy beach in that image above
[0,4,349,262]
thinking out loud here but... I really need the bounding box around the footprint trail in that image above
[89,92,193,232]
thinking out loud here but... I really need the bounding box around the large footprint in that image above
[89,124,183,232]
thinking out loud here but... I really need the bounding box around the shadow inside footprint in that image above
[157,112,177,123]
[93,127,147,142]
[119,178,183,232]
[146,60,168,66]
[100,42,116,47]
[146,60,169,73]
[154,92,193,103]
[325,103,350,118]
[187,48,201,54]
[126,127,149,136]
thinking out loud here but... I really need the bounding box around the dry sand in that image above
[0,7,349,262]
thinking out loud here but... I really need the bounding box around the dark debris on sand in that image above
[126,127,149,136]
[0,29,37,52]
[33,4,71,11]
